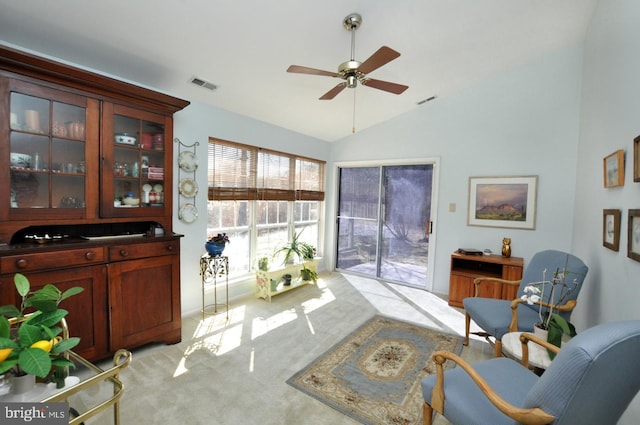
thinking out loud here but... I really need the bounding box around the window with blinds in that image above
[208,138,325,202]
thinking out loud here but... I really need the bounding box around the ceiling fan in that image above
[287,13,409,100]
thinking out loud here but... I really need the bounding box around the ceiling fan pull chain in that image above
[352,88,357,133]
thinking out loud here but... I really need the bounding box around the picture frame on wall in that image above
[467,176,538,230]
[634,135,640,182]
[603,209,621,251]
[628,209,640,262]
[603,149,625,188]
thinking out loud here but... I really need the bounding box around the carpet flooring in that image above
[287,315,463,425]
[71,272,492,424]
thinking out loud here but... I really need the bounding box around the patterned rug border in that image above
[287,315,463,425]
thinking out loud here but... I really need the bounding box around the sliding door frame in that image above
[332,157,440,291]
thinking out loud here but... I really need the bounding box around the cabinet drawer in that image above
[109,239,179,261]
[1,247,106,274]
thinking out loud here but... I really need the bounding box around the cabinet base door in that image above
[0,266,109,361]
[108,255,181,349]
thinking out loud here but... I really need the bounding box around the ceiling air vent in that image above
[190,76,218,91]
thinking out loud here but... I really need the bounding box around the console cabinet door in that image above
[0,265,109,361]
[107,254,181,349]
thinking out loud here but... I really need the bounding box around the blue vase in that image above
[205,241,226,256]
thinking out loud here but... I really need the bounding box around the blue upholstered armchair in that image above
[421,320,640,425]
[463,250,588,356]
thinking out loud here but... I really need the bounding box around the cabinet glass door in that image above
[102,103,169,218]
[9,88,86,217]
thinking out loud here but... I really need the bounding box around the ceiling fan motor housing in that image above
[339,60,363,87]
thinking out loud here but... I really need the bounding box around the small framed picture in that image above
[603,149,625,188]
[603,209,621,251]
[634,135,640,182]
[628,209,640,262]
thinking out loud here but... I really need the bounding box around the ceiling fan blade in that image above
[319,83,347,100]
[362,78,409,95]
[358,46,401,75]
[287,65,339,77]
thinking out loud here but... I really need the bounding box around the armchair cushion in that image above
[463,298,540,340]
[421,357,538,425]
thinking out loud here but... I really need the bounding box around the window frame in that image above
[207,138,325,278]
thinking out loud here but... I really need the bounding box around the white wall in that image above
[173,102,330,316]
[572,1,640,423]
[327,44,584,296]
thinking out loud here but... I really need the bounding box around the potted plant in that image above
[273,229,316,265]
[205,233,230,257]
[0,273,84,392]
[520,258,584,358]
[258,257,270,271]
[273,230,318,283]
[300,267,318,283]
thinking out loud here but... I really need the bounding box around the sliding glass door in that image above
[336,163,435,288]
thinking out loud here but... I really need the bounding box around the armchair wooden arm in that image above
[508,298,578,332]
[429,350,555,425]
[519,332,561,368]
[472,277,521,296]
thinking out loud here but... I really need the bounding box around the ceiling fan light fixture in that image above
[347,75,357,88]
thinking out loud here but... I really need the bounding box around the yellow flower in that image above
[30,339,53,353]
[0,348,12,362]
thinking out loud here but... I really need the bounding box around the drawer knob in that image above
[15,259,28,269]
[119,249,129,257]
[166,245,174,251]
[85,251,96,260]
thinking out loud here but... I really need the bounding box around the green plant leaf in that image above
[18,323,47,347]
[27,299,59,312]
[60,287,84,302]
[0,305,21,319]
[0,316,10,339]
[36,284,62,299]
[51,357,75,369]
[0,358,19,375]
[18,347,52,378]
[0,336,19,350]
[51,337,80,354]
[25,309,68,328]
[13,273,30,297]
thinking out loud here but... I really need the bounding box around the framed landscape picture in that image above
[603,209,621,251]
[629,209,640,262]
[603,149,625,188]
[467,176,538,230]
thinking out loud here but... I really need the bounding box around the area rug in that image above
[287,315,463,425]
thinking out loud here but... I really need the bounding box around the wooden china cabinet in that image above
[0,45,189,361]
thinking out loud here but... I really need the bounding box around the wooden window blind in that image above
[208,138,325,201]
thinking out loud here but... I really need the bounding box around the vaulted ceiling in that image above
[0,1,598,142]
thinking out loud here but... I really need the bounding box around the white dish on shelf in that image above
[178,150,198,172]
[153,183,163,193]
[178,203,198,224]
[10,152,32,168]
[115,133,137,145]
[122,197,140,206]
[179,178,198,198]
